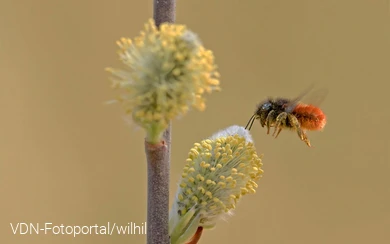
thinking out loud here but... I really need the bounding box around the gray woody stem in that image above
[145,125,171,244]
[145,1,176,244]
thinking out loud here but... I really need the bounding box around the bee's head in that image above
[255,99,274,127]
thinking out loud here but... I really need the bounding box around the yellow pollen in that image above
[209,205,217,210]
[172,68,181,76]
[250,181,258,188]
[204,139,212,144]
[206,180,216,185]
[208,78,220,86]
[240,188,249,195]
[198,187,205,194]
[201,141,209,148]
[200,161,206,167]
[175,53,185,61]
[180,183,187,188]
[190,148,199,156]
[215,152,221,159]
[217,182,226,188]
[197,87,205,94]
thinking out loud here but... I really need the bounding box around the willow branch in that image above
[154,0,176,26]
[145,124,171,244]
[145,1,176,244]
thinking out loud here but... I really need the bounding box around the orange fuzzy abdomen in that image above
[292,104,326,131]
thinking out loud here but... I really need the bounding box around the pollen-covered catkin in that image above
[169,125,264,244]
[106,19,220,143]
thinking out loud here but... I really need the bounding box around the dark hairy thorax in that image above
[255,98,294,127]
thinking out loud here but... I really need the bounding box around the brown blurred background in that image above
[1,0,389,243]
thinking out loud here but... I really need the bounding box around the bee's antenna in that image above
[245,114,257,130]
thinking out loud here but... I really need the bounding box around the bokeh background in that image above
[1,0,389,243]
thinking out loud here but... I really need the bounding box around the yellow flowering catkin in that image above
[106,19,220,143]
[169,125,264,244]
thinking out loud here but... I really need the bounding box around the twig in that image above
[146,1,176,243]
[154,0,176,26]
[145,124,171,244]
[186,227,203,244]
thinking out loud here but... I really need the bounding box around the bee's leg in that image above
[273,112,288,138]
[274,127,282,138]
[288,114,311,147]
[265,110,275,135]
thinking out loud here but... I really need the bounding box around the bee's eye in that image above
[261,103,271,110]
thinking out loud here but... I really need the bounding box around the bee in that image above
[245,85,327,147]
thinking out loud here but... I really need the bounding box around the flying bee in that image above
[245,85,327,147]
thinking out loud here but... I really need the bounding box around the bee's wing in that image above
[290,84,316,103]
[285,84,315,112]
[285,84,328,112]
[301,88,329,106]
